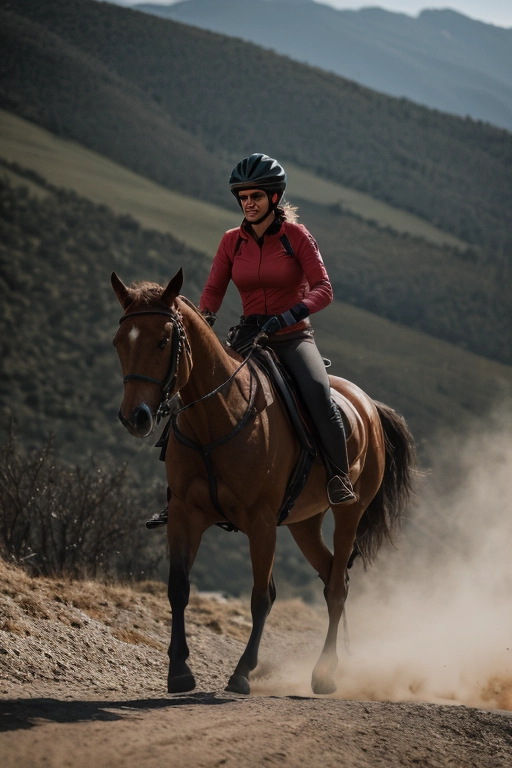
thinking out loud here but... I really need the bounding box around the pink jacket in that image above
[199,220,333,318]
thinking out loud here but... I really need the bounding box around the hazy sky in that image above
[121,1,512,28]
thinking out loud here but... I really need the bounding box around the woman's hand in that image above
[260,316,284,335]
[200,309,217,327]
[261,303,310,335]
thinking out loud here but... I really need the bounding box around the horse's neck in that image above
[178,301,250,439]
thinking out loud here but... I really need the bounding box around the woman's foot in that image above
[145,508,168,529]
[327,474,357,505]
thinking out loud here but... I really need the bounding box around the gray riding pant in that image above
[266,327,349,476]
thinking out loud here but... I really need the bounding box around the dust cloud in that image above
[253,407,512,710]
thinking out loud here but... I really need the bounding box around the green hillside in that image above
[0,110,240,256]
[284,163,467,250]
[0,109,465,252]
[1,108,509,366]
[295,198,510,366]
[2,168,511,461]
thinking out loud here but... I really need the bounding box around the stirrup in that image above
[327,474,357,506]
[145,508,168,529]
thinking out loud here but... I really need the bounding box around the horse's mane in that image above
[178,294,201,315]
[127,282,211,328]
[127,281,166,305]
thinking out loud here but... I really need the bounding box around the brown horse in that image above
[112,269,415,696]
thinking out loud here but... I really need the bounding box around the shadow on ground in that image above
[0,692,244,732]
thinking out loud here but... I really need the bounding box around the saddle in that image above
[247,345,360,524]
[155,338,362,530]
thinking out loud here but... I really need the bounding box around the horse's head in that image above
[112,269,191,438]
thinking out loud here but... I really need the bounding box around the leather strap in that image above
[170,369,259,530]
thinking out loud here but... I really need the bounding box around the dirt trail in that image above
[1,559,511,767]
[3,692,512,768]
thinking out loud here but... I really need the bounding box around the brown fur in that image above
[112,271,416,696]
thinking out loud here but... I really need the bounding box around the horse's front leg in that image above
[226,524,277,695]
[167,502,208,693]
[311,503,363,695]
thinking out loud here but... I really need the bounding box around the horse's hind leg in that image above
[311,503,363,695]
[226,526,277,695]
[287,513,333,585]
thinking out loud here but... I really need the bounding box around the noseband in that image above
[119,308,189,420]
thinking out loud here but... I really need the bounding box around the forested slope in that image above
[0,169,211,462]
[2,167,511,462]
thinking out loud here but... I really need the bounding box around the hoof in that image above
[225,674,250,695]
[167,673,196,693]
[312,675,337,695]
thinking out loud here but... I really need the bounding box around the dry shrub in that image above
[111,627,165,649]
[16,594,50,619]
[0,426,167,581]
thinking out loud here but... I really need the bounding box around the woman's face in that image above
[238,189,270,223]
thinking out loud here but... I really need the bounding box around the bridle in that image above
[118,303,265,532]
[118,307,189,421]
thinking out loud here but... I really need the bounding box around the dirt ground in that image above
[1,558,511,768]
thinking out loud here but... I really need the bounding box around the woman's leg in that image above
[268,331,356,505]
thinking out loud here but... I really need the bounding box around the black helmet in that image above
[229,154,287,202]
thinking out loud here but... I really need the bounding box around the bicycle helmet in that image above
[229,153,287,204]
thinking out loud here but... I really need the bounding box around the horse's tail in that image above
[354,401,416,567]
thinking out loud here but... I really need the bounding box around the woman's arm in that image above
[292,225,333,314]
[199,232,236,313]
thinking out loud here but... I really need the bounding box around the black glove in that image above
[201,310,217,327]
[261,303,309,336]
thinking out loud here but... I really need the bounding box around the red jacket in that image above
[200,220,333,319]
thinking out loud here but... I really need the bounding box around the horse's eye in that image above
[158,337,169,350]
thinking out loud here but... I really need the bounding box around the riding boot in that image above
[146,487,171,529]
[327,469,357,506]
[325,406,357,506]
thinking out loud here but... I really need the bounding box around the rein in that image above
[172,342,259,417]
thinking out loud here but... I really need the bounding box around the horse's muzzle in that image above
[118,403,156,438]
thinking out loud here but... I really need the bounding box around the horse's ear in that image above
[161,268,184,306]
[111,272,132,309]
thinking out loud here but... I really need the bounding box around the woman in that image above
[199,153,356,506]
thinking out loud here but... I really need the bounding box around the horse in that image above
[111,269,415,696]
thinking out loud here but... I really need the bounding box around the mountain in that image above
[1,1,511,253]
[135,1,512,131]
